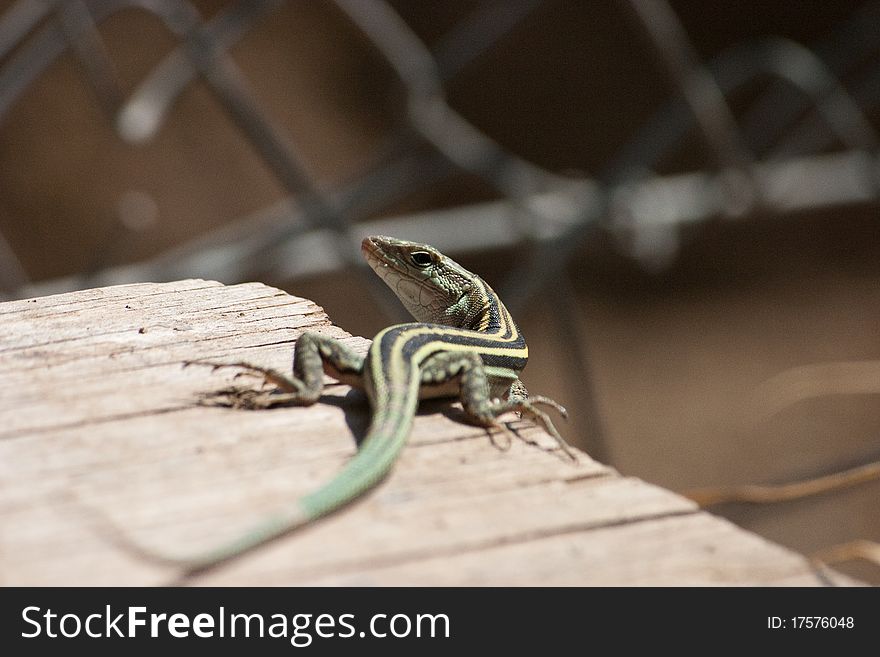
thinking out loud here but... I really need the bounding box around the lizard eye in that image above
[409,251,433,268]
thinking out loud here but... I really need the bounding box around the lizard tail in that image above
[89,385,419,580]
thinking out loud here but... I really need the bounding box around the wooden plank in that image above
[0,280,856,586]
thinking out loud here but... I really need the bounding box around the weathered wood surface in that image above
[0,280,855,586]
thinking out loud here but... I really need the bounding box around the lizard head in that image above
[361,235,489,327]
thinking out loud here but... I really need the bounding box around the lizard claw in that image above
[526,395,568,420]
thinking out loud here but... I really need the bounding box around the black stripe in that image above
[378,324,528,371]
[477,279,515,341]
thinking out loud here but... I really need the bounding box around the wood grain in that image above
[0,280,856,585]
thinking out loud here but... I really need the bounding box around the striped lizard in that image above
[140,235,574,575]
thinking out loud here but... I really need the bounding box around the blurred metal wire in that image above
[1,0,879,461]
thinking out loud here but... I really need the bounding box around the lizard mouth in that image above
[361,236,442,312]
[361,236,408,278]
[360,235,384,262]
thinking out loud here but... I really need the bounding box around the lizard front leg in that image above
[190,332,364,409]
[419,351,575,460]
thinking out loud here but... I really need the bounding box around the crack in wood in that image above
[0,406,188,440]
[215,508,704,585]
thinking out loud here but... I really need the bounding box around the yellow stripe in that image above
[475,279,492,332]
[387,324,527,381]
[411,340,527,368]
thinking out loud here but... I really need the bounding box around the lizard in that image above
[132,235,574,576]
